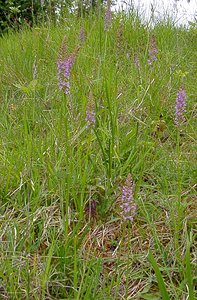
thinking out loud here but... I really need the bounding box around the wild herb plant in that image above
[0,6,196,299]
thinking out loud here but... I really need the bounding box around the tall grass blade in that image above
[185,234,195,300]
[41,239,54,299]
[148,250,170,300]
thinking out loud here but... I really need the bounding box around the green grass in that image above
[0,9,196,299]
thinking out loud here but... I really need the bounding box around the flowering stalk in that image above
[148,34,158,65]
[57,56,74,94]
[57,37,79,95]
[174,85,187,255]
[79,26,85,44]
[120,174,136,222]
[116,22,123,50]
[175,85,186,126]
[104,0,112,31]
[85,93,96,128]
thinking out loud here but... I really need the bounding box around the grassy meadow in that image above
[0,8,196,299]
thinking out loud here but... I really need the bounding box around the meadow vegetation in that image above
[0,6,196,299]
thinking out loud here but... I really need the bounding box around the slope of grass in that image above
[0,10,196,299]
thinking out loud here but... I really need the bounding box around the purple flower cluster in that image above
[104,1,112,31]
[148,34,158,65]
[57,55,75,95]
[120,174,137,222]
[85,101,96,128]
[57,37,80,95]
[175,85,186,126]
